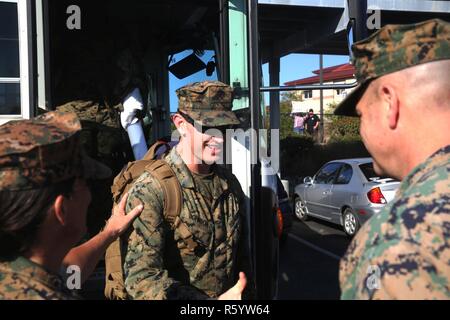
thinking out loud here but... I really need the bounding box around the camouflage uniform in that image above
[335,19,450,299]
[176,81,240,127]
[0,257,80,300]
[0,111,110,190]
[340,146,450,299]
[123,81,252,300]
[335,19,450,117]
[56,45,147,236]
[56,100,128,236]
[0,111,111,300]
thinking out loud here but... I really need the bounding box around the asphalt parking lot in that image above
[278,217,352,300]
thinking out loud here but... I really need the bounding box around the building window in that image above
[303,90,312,99]
[0,1,20,115]
[0,83,21,115]
[0,0,29,122]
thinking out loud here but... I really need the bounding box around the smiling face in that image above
[188,121,225,165]
[172,113,228,168]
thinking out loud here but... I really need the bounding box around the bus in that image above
[1,0,449,299]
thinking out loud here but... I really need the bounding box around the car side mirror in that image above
[304,176,313,185]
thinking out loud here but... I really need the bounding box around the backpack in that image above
[104,139,198,300]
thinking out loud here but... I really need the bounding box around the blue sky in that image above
[169,51,349,112]
[169,50,217,113]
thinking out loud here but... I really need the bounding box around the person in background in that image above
[305,109,321,141]
[292,112,307,134]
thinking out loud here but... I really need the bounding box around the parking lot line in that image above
[288,233,341,261]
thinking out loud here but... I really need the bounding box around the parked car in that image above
[293,158,400,237]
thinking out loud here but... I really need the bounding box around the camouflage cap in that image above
[0,111,111,191]
[335,18,450,116]
[176,80,240,127]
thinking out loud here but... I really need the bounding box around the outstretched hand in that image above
[103,192,143,239]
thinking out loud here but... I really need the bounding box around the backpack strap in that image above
[142,139,171,160]
[105,153,197,300]
[111,160,153,204]
[146,160,197,252]
[104,238,129,300]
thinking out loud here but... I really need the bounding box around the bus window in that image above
[168,50,218,114]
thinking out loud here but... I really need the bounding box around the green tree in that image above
[264,91,303,140]
[280,91,303,140]
[281,91,300,102]
[325,102,362,142]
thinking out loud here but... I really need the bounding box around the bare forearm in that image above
[62,192,142,284]
[63,230,115,284]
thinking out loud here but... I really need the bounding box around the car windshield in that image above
[359,163,396,182]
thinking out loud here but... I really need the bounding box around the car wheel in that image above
[294,197,308,221]
[343,208,359,237]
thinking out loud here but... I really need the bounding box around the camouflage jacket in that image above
[123,148,254,300]
[0,256,80,300]
[340,145,450,299]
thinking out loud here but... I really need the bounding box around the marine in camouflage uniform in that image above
[0,111,111,300]
[123,81,253,299]
[0,257,79,300]
[56,45,147,237]
[335,19,450,299]
[339,146,450,299]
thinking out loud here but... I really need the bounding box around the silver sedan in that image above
[293,158,400,236]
